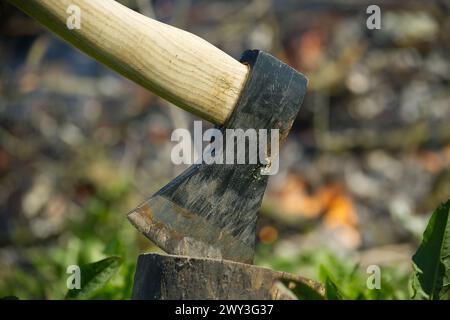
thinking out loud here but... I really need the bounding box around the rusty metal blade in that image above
[128,162,265,263]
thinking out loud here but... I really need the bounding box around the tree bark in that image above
[132,253,323,300]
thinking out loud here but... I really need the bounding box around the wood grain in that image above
[8,0,249,124]
[132,253,325,300]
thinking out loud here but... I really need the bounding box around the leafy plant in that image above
[411,200,450,300]
[66,256,122,299]
[320,265,345,300]
[280,278,325,300]
[256,245,410,300]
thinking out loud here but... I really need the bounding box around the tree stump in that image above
[132,253,323,300]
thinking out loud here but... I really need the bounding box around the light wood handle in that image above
[8,0,249,124]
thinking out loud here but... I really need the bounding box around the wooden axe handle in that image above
[8,0,249,125]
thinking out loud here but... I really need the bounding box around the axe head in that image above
[128,50,307,263]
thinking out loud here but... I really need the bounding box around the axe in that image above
[9,0,307,264]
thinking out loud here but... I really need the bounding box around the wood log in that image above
[132,253,324,300]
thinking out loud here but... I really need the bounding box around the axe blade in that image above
[128,50,307,263]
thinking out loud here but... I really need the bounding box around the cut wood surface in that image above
[132,253,324,300]
[8,0,249,124]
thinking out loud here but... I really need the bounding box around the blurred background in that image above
[0,0,449,299]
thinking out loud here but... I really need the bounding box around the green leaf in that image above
[280,278,325,300]
[411,200,450,300]
[319,265,345,300]
[324,277,344,300]
[66,256,122,300]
